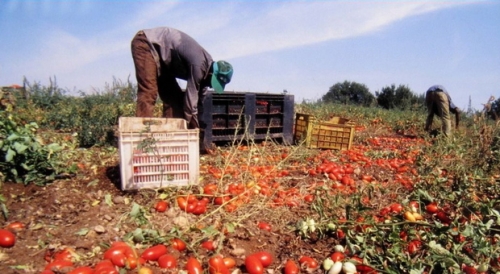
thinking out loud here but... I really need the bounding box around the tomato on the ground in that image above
[154,200,168,212]
[158,254,177,269]
[245,255,264,274]
[0,229,16,248]
[141,244,168,261]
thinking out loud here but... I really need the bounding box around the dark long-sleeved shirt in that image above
[142,27,213,127]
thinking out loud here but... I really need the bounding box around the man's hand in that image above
[454,108,460,128]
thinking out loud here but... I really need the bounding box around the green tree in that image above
[376,84,423,110]
[322,81,375,106]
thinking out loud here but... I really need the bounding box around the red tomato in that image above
[155,200,168,212]
[303,194,314,203]
[68,266,94,274]
[214,196,231,205]
[336,229,346,239]
[409,201,419,212]
[253,251,273,267]
[53,248,76,262]
[158,254,177,269]
[94,260,114,271]
[177,197,188,211]
[257,221,272,232]
[208,255,230,274]
[408,240,422,254]
[171,238,187,252]
[204,183,218,195]
[245,255,264,274]
[110,252,127,267]
[330,251,345,262]
[357,264,376,273]
[141,244,168,261]
[187,195,199,204]
[201,240,216,251]
[126,256,138,270]
[0,229,16,248]
[44,259,74,271]
[94,263,119,274]
[103,245,131,261]
[425,202,439,214]
[298,256,318,269]
[436,211,451,224]
[186,257,203,274]
[462,265,477,274]
[284,260,300,274]
[40,271,55,274]
[390,203,403,213]
[223,257,236,269]
[5,221,25,232]
[191,202,207,215]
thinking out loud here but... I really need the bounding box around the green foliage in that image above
[322,81,375,106]
[0,113,63,185]
[14,77,137,147]
[376,84,424,110]
[22,77,67,111]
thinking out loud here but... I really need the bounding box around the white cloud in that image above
[208,1,473,60]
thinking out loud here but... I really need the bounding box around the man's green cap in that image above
[211,60,233,94]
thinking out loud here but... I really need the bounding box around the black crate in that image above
[201,92,294,147]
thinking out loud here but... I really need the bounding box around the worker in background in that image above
[131,26,233,129]
[424,85,460,138]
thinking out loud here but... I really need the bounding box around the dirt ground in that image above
[0,156,340,274]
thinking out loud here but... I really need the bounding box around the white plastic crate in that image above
[118,117,199,191]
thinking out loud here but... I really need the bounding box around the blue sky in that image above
[1,0,499,111]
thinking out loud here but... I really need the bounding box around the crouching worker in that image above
[131,26,233,129]
[424,85,460,138]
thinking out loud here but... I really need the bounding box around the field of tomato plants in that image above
[1,84,500,274]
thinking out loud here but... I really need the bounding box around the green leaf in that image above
[47,143,63,152]
[75,228,89,236]
[87,179,99,187]
[104,194,113,207]
[13,142,28,154]
[6,133,19,141]
[201,226,219,237]
[5,148,16,162]
[132,228,145,243]
[130,202,141,217]
[1,203,9,219]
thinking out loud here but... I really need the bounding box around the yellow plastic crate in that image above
[294,113,355,150]
[118,117,199,191]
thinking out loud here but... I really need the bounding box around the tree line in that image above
[321,80,425,111]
